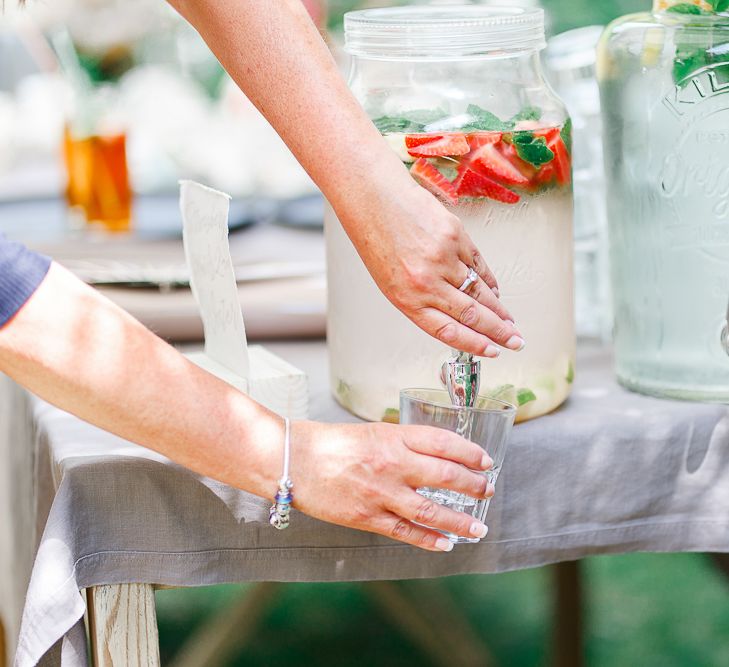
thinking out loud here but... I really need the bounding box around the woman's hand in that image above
[291,420,494,551]
[171,0,523,357]
[335,181,526,358]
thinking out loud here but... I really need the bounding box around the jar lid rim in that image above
[344,5,546,58]
[345,5,543,27]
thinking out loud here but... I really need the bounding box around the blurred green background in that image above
[327,0,649,34]
[157,553,729,666]
[152,1,727,664]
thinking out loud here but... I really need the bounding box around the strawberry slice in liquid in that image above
[410,158,459,205]
[549,136,571,186]
[466,132,501,151]
[534,127,571,185]
[500,142,539,183]
[405,134,444,149]
[456,167,520,204]
[406,133,470,158]
[468,142,530,187]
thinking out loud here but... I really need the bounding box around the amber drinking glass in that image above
[63,124,132,233]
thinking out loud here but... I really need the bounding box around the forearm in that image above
[0,263,282,497]
[168,0,421,233]
[0,268,497,550]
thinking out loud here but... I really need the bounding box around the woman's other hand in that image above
[292,421,494,551]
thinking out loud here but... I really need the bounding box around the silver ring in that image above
[458,267,479,293]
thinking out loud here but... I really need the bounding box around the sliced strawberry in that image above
[453,160,469,191]
[534,127,561,144]
[406,133,469,158]
[469,142,530,187]
[533,126,571,185]
[500,142,538,182]
[535,162,556,185]
[405,134,444,149]
[456,168,520,204]
[548,136,571,186]
[410,158,459,205]
[466,132,501,151]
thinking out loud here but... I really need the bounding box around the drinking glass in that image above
[64,124,131,233]
[400,389,516,545]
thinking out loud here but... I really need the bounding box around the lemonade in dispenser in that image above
[325,6,575,423]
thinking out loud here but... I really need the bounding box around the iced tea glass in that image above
[63,124,132,233]
[400,389,516,545]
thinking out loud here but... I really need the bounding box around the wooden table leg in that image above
[551,560,584,667]
[87,584,160,667]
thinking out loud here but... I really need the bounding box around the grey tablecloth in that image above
[4,342,729,667]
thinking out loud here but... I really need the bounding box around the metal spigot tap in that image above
[442,349,481,408]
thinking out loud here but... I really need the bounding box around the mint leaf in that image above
[373,116,425,134]
[566,361,575,385]
[462,104,515,132]
[512,132,555,166]
[337,379,351,398]
[672,30,729,83]
[667,3,709,14]
[516,388,537,407]
[673,47,709,82]
[710,0,729,11]
[561,118,573,154]
[511,105,542,123]
[373,109,450,134]
[376,106,542,135]
[402,108,448,125]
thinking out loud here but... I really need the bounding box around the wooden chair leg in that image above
[709,553,729,582]
[87,584,160,667]
[0,616,7,667]
[169,583,282,667]
[401,580,495,667]
[551,560,584,667]
[365,581,493,667]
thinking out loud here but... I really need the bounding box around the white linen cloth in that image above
[2,342,729,666]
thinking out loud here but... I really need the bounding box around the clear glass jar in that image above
[326,6,575,423]
[544,26,612,341]
[598,0,729,401]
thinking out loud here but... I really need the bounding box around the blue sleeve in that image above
[0,234,51,328]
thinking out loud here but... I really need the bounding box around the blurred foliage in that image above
[157,553,729,666]
[76,46,135,84]
[327,0,650,35]
[543,0,647,33]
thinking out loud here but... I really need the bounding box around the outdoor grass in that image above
[156,553,729,666]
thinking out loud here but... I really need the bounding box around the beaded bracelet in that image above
[269,417,294,530]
